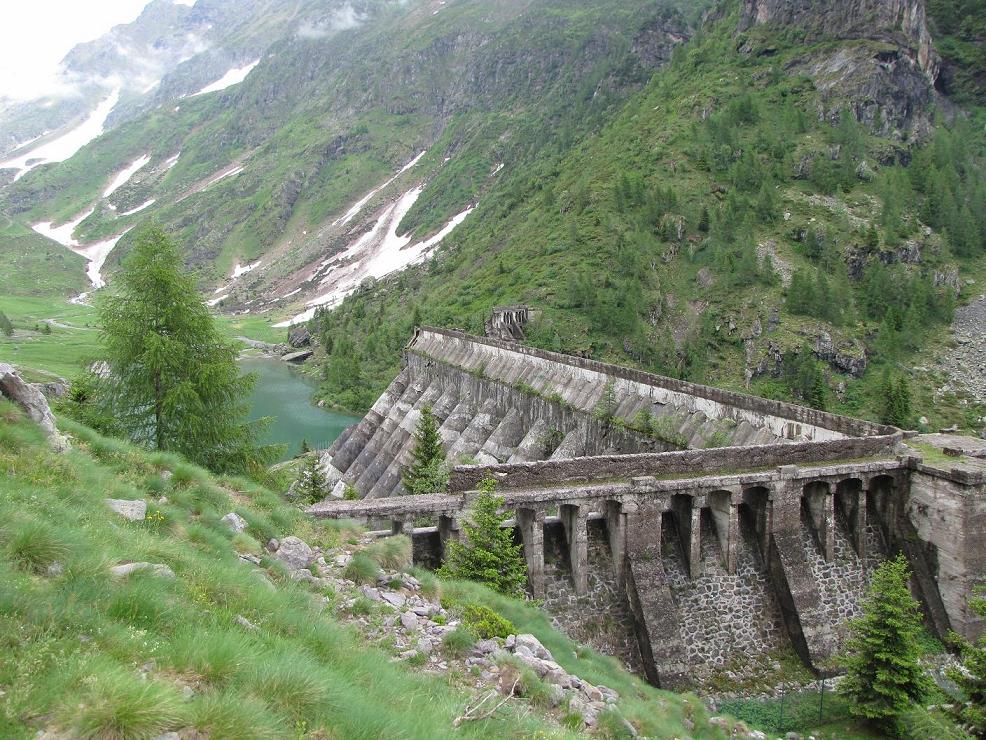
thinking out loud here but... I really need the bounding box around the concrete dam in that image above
[313,318,986,689]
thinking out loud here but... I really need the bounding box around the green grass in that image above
[0,399,726,738]
[0,292,298,382]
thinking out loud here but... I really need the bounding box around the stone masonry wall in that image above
[801,510,889,648]
[907,469,986,639]
[450,434,902,492]
[662,513,786,684]
[541,519,643,674]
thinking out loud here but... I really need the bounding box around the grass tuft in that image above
[366,534,412,571]
[65,663,186,740]
[343,552,381,585]
[2,519,69,573]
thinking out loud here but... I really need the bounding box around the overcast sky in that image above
[0,0,170,100]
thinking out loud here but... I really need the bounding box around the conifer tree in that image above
[0,311,12,337]
[879,370,913,428]
[438,475,528,598]
[296,453,328,504]
[947,592,986,735]
[402,406,448,495]
[840,554,932,733]
[96,225,271,473]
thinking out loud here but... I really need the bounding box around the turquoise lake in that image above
[240,356,359,460]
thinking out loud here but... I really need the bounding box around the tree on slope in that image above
[840,554,932,734]
[97,224,272,472]
[438,475,528,598]
[947,591,986,735]
[402,406,448,495]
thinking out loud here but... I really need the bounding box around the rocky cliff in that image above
[739,0,939,80]
[737,0,944,138]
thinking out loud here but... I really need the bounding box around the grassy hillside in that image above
[0,400,731,738]
[310,4,986,432]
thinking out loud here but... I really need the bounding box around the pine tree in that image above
[96,224,271,473]
[438,475,528,598]
[0,311,12,337]
[402,406,448,495]
[947,592,986,735]
[296,453,328,504]
[840,554,932,733]
[879,370,913,428]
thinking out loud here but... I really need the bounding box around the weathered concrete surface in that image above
[309,327,986,686]
[326,327,896,503]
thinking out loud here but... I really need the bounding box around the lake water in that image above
[240,357,359,460]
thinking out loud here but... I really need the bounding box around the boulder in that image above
[110,562,175,578]
[0,363,68,450]
[381,591,406,608]
[274,536,315,569]
[282,349,313,364]
[106,498,147,521]
[288,326,312,348]
[400,612,418,631]
[220,512,249,533]
[36,380,69,399]
[513,633,552,661]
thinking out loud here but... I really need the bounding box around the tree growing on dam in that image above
[840,553,931,733]
[438,475,528,598]
[96,224,275,473]
[402,406,448,495]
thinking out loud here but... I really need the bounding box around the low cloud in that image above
[297,4,369,39]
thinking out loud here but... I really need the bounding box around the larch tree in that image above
[402,405,448,495]
[840,554,932,733]
[97,224,272,473]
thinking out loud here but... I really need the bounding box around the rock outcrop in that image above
[0,363,68,451]
[737,0,943,138]
[738,0,939,81]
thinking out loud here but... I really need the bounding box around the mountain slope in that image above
[0,0,697,308]
[301,0,986,431]
[1,0,984,433]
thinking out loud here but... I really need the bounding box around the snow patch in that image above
[79,230,134,290]
[33,208,132,291]
[0,90,120,180]
[193,60,260,96]
[233,260,261,278]
[102,154,151,198]
[207,294,228,307]
[332,150,427,228]
[275,191,475,327]
[119,199,156,216]
[31,208,95,248]
[205,165,244,189]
